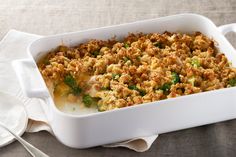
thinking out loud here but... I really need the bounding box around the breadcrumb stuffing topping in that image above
[38,31,236,112]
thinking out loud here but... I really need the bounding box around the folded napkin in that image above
[0,30,158,152]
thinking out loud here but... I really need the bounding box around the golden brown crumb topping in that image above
[38,32,236,112]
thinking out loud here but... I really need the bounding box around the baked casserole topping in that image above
[38,32,236,112]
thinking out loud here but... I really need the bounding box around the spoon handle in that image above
[0,122,49,157]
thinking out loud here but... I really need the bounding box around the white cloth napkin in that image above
[0,29,158,152]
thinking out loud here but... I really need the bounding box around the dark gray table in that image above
[2,120,236,157]
[1,0,236,156]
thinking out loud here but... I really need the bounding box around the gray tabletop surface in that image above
[1,0,236,156]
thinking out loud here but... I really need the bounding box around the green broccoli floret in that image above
[158,72,180,94]
[82,94,100,108]
[124,43,129,48]
[112,74,121,80]
[64,74,76,87]
[123,56,130,62]
[171,72,180,84]
[229,78,236,87]
[128,85,139,90]
[154,42,164,49]
[64,74,82,95]
[160,83,171,92]
[72,87,82,95]
[191,58,200,68]
[128,85,146,96]
[139,89,146,96]
[91,50,100,57]
[188,76,195,86]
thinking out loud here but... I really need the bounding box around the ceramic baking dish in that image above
[12,13,236,148]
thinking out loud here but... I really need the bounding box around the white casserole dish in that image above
[12,13,236,148]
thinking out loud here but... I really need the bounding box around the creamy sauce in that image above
[54,96,98,115]
[52,74,99,115]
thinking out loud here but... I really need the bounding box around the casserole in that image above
[12,14,236,148]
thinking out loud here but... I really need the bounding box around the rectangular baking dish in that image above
[12,13,236,148]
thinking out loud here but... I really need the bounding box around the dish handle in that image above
[12,59,49,98]
[218,23,236,36]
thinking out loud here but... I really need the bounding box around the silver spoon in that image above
[0,121,49,157]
